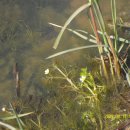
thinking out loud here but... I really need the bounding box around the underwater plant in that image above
[44,64,105,130]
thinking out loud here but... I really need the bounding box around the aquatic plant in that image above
[0,1,130,130]
[0,102,34,130]
[44,64,105,130]
[47,0,130,82]
[0,64,128,130]
[44,0,130,129]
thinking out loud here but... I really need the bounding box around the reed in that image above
[92,0,121,79]
[88,0,108,79]
[47,0,130,82]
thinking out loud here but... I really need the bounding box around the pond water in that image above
[0,0,130,107]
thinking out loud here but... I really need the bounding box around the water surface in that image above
[0,0,129,107]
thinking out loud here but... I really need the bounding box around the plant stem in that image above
[106,34,120,78]
[53,65,79,91]
[89,5,108,80]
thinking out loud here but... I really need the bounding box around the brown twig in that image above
[13,63,20,98]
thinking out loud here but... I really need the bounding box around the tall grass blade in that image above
[46,45,104,59]
[1,112,34,121]
[75,29,96,39]
[53,3,91,49]
[0,121,17,130]
[93,0,109,50]
[49,23,96,40]
[88,4,109,79]
[111,0,118,51]
[9,103,24,130]
[49,23,88,40]
[93,0,106,31]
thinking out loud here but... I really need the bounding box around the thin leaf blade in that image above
[53,3,91,49]
[46,45,105,59]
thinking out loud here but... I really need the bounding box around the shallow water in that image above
[0,0,130,107]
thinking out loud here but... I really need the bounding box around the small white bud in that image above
[2,107,6,112]
[79,75,86,83]
[45,69,49,75]
[123,109,126,112]
[116,121,120,124]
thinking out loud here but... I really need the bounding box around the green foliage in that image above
[0,64,129,130]
[44,65,105,129]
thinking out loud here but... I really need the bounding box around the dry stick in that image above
[13,63,20,98]
[89,5,108,79]
[16,72,20,97]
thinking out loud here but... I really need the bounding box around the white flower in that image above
[123,109,126,112]
[44,69,49,75]
[86,115,88,118]
[116,121,120,124]
[79,75,86,83]
[2,107,6,112]
[77,101,82,105]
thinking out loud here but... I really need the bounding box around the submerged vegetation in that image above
[0,0,130,130]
